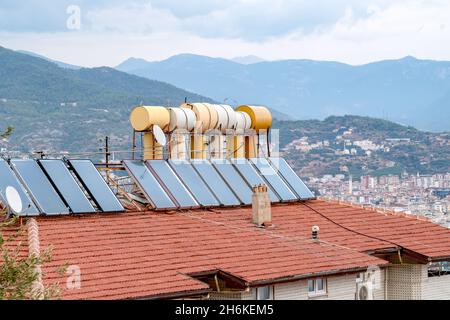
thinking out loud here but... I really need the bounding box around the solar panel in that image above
[168,160,220,207]
[39,159,96,213]
[210,158,253,205]
[0,159,39,216]
[146,160,199,208]
[230,158,280,202]
[191,159,241,206]
[269,157,315,199]
[123,160,177,210]
[248,158,297,202]
[10,159,69,215]
[68,159,124,212]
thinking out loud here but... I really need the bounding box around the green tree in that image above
[0,218,62,300]
[0,127,13,139]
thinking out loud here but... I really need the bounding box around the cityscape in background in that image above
[282,126,450,228]
[309,173,450,227]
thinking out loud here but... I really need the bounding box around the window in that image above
[308,279,315,292]
[307,278,327,297]
[428,262,450,277]
[256,286,271,300]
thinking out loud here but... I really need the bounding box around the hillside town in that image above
[281,120,450,178]
[309,172,450,228]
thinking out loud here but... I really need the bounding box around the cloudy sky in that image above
[1,0,450,67]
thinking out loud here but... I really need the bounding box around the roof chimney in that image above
[252,184,271,226]
[311,225,320,240]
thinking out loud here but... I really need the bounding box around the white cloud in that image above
[1,0,450,66]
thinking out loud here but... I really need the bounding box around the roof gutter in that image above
[364,246,400,256]
[137,288,212,300]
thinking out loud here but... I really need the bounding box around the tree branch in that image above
[0,126,13,139]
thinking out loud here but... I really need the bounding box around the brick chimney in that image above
[252,184,271,226]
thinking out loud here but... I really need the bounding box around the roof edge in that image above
[135,288,212,300]
[247,265,388,287]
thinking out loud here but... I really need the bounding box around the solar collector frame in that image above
[268,157,316,200]
[67,159,124,213]
[230,158,280,203]
[248,157,297,202]
[168,159,220,207]
[38,159,97,214]
[191,159,241,206]
[0,159,40,216]
[146,160,199,209]
[123,160,177,210]
[10,159,70,215]
[210,158,253,205]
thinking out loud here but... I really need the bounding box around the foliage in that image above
[0,127,13,139]
[0,218,62,300]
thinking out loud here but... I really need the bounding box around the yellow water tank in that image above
[236,105,272,132]
[130,106,170,132]
[180,102,218,132]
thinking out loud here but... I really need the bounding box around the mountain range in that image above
[0,46,213,153]
[116,54,450,132]
[0,45,448,176]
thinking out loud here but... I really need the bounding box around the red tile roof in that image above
[3,199,450,299]
[307,200,450,260]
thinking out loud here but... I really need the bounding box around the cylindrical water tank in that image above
[181,103,217,132]
[235,111,252,130]
[168,107,196,132]
[130,106,170,132]
[236,105,272,132]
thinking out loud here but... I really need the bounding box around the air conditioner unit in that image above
[355,272,374,300]
[356,282,373,300]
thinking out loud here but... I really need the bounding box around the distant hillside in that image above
[275,115,450,177]
[0,47,448,176]
[230,55,265,64]
[116,54,450,132]
[18,50,81,69]
[0,47,213,153]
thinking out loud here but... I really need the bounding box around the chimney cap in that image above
[311,225,320,240]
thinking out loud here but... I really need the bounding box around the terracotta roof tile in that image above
[307,200,450,259]
[4,198,450,299]
[26,203,386,299]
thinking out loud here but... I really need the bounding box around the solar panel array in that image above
[0,156,314,215]
[125,157,315,210]
[0,158,124,216]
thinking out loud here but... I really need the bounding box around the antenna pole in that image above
[105,136,109,169]
[132,130,136,160]
[35,151,45,159]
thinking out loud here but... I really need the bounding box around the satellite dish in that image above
[5,186,23,214]
[153,124,167,146]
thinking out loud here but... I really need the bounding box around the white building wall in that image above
[272,272,385,300]
[421,266,450,300]
[422,275,450,299]
[273,281,308,300]
[316,275,356,300]
[210,265,450,300]
[209,271,387,300]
